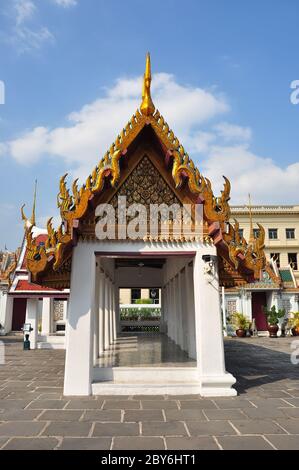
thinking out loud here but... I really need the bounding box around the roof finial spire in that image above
[30,179,37,226]
[248,193,254,244]
[140,52,155,116]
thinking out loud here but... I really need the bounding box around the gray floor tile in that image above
[166,436,219,450]
[186,420,236,436]
[265,434,299,450]
[124,410,164,422]
[42,422,92,437]
[113,437,165,450]
[218,436,274,450]
[0,421,45,437]
[58,437,111,450]
[142,421,187,436]
[93,423,139,437]
[2,437,59,450]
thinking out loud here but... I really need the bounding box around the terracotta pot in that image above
[236,329,246,338]
[268,324,279,338]
[291,327,299,337]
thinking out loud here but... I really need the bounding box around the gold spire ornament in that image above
[140,53,155,116]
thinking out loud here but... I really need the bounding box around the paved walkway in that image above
[0,336,299,450]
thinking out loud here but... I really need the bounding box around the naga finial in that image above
[140,52,155,116]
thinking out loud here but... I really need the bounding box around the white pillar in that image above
[160,287,166,333]
[112,283,117,341]
[185,263,196,359]
[115,285,120,334]
[193,250,236,397]
[168,280,173,341]
[174,275,179,345]
[222,286,227,336]
[64,245,95,396]
[177,271,183,348]
[109,280,114,344]
[180,269,188,352]
[1,292,13,334]
[25,298,38,349]
[93,264,100,361]
[99,271,105,355]
[41,297,52,336]
[104,276,110,350]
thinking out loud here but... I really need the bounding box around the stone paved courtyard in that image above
[0,336,299,450]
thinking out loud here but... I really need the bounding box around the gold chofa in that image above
[140,53,155,116]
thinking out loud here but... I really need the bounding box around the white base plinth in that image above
[91,367,237,397]
[199,372,237,397]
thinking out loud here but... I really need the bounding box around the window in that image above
[268,228,278,240]
[270,253,280,268]
[227,300,237,316]
[286,228,295,239]
[288,253,298,271]
[238,229,244,238]
[131,288,141,304]
[150,288,160,304]
[253,228,260,239]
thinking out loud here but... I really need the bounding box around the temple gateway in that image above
[23,55,273,397]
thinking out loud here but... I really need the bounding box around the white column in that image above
[160,287,166,333]
[174,275,179,345]
[1,293,13,334]
[104,276,110,350]
[115,284,120,334]
[25,298,38,349]
[64,245,95,396]
[112,283,117,341]
[93,263,100,361]
[109,280,114,344]
[185,263,196,359]
[99,271,105,355]
[193,250,236,396]
[180,269,188,352]
[177,271,183,348]
[168,281,173,340]
[41,297,52,336]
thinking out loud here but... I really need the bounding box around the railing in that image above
[120,305,161,333]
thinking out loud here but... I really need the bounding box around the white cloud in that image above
[214,122,252,142]
[52,0,77,6]
[15,0,36,25]
[201,145,299,204]
[4,0,55,53]
[5,73,228,178]
[1,71,298,205]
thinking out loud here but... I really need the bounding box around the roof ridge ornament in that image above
[21,179,37,229]
[140,52,155,116]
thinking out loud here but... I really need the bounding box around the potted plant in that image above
[230,312,250,337]
[289,312,299,336]
[263,305,285,338]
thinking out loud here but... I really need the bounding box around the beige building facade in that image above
[224,205,299,332]
[231,205,299,284]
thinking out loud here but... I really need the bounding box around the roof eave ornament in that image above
[140,52,155,117]
[21,179,37,229]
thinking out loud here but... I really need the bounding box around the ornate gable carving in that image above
[110,156,181,208]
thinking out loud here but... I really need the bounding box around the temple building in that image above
[0,192,69,345]
[20,54,275,397]
[224,205,299,331]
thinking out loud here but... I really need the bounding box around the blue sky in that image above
[0,0,298,250]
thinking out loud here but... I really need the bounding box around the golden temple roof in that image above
[23,54,269,287]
